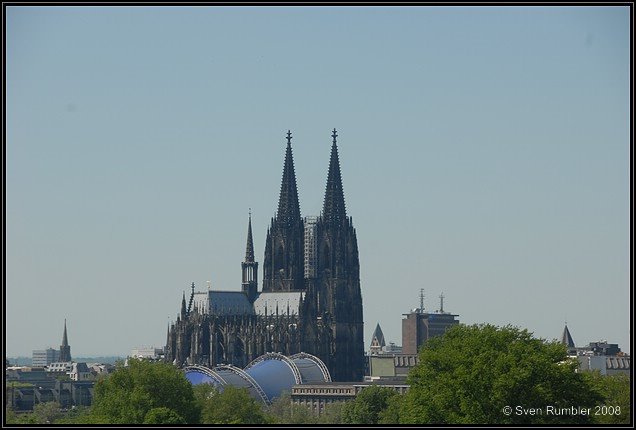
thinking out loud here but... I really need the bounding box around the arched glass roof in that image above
[184,351,330,405]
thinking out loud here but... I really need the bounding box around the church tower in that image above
[263,131,305,292]
[242,211,258,302]
[59,319,72,362]
[315,129,364,381]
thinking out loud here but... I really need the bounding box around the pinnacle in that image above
[276,131,301,225]
[322,130,347,224]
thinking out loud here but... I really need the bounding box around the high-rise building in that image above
[166,130,365,382]
[32,348,60,367]
[401,292,459,355]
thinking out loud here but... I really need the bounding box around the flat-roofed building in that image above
[291,381,409,415]
[32,348,60,367]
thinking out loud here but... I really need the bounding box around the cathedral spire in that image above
[276,130,301,225]
[322,128,347,224]
[245,209,255,263]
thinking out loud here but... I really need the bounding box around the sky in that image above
[5,6,631,357]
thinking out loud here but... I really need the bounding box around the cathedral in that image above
[165,129,365,382]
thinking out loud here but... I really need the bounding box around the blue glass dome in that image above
[183,352,331,405]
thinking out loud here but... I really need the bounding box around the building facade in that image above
[401,294,459,355]
[32,348,60,367]
[291,381,409,415]
[166,130,365,382]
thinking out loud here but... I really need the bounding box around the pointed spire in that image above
[62,319,69,347]
[245,209,255,262]
[322,128,347,224]
[561,324,575,349]
[181,291,187,317]
[59,319,71,362]
[276,130,301,225]
[371,323,386,348]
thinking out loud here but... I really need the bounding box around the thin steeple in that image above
[276,130,301,225]
[245,209,255,262]
[62,318,69,347]
[59,319,71,362]
[322,128,347,224]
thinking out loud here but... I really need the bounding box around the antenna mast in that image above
[419,288,425,313]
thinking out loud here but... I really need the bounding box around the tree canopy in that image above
[341,384,399,424]
[90,358,200,424]
[400,324,604,424]
[584,371,631,424]
[194,383,268,424]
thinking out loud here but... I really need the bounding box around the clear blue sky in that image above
[6,6,630,357]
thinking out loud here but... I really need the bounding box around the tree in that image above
[196,384,267,424]
[400,324,603,424]
[90,358,200,424]
[53,405,96,424]
[341,385,398,424]
[31,401,63,424]
[266,390,317,424]
[378,392,403,424]
[584,371,631,424]
[315,401,345,424]
[143,407,188,424]
[5,401,63,424]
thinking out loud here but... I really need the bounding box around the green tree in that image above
[584,371,631,424]
[341,385,398,424]
[316,401,345,424]
[32,401,63,424]
[5,401,63,424]
[53,405,96,424]
[378,392,403,424]
[266,390,317,424]
[401,324,603,424]
[5,406,35,424]
[143,407,187,424]
[90,358,200,424]
[197,384,267,424]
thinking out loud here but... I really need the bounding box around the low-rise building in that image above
[70,362,92,381]
[291,381,409,415]
[46,362,72,373]
[130,346,164,360]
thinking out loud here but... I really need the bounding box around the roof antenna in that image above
[419,288,425,313]
[439,292,445,313]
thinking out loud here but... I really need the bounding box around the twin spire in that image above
[274,129,347,226]
[322,128,347,224]
[276,130,301,225]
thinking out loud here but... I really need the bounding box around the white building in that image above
[70,362,92,381]
[46,362,72,373]
[32,348,60,367]
[130,346,164,360]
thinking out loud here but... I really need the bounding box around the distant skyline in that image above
[6,6,631,357]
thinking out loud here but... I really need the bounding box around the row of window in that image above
[293,387,354,395]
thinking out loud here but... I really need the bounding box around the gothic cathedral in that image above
[165,129,364,382]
